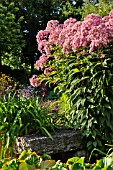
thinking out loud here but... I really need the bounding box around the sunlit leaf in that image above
[40,160,56,169]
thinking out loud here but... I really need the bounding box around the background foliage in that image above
[0,0,83,71]
[0,2,25,68]
[77,0,113,20]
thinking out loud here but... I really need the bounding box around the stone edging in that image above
[15,129,85,157]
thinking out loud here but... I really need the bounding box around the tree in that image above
[0,1,25,68]
[0,0,84,70]
[10,0,84,71]
[59,0,83,21]
[77,0,113,20]
[12,0,64,71]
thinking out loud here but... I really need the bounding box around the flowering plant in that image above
[0,72,18,97]
[32,10,113,152]
[35,10,113,85]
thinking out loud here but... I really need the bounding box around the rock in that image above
[15,129,86,158]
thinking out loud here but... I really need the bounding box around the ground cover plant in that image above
[1,149,113,169]
[30,9,113,154]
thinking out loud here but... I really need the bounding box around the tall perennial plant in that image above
[31,10,113,152]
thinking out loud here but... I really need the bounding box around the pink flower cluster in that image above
[29,75,46,97]
[36,54,48,70]
[36,10,113,58]
[30,11,113,89]
[29,75,40,87]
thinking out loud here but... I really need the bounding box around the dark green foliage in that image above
[40,42,113,152]
[64,45,113,152]
[19,0,83,70]
[0,1,25,68]
[1,0,83,70]
[57,0,83,21]
[0,65,29,84]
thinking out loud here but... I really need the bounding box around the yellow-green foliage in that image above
[0,72,18,97]
[77,0,113,20]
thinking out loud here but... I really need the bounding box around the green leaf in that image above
[41,127,53,140]
[104,103,111,110]
[93,141,97,147]
[73,68,80,73]
[87,141,92,148]
[40,160,56,169]
[18,150,31,160]
[103,157,113,167]
[19,162,35,170]
[81,98,86,106]
[70,78,81,88]
[70,163,84,170]
[0,160,2,168]
[67,157,80,164]
[25,153,39,167]
[2,158,18,170]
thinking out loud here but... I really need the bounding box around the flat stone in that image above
[15,129,85,156]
